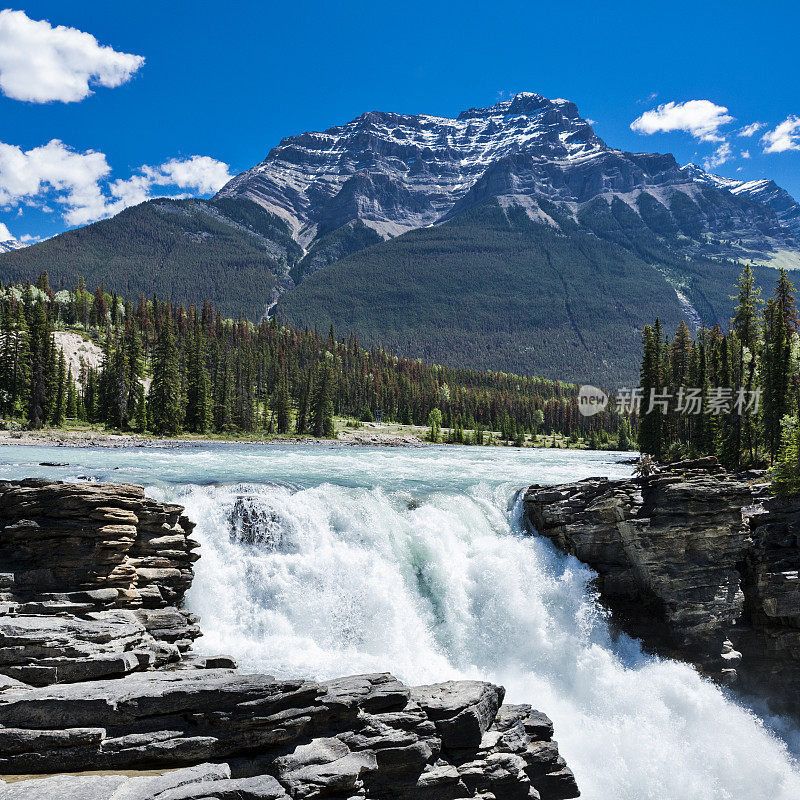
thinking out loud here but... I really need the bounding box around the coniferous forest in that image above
[0,273,632,448]
[637,263,800,494]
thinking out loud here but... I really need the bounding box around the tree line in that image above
[638,263,800,494]
[0,273,631,446]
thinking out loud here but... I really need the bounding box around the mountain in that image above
[0,236,25,254]
[218,92,800,275]
[0,197,301,318]
[681,163,800,240]
[2,92,799,383]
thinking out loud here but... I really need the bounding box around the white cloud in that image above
[762,116,800,154]
[0,139,111,225]
[631,100,734,142]
[0,9,144,103]
[143,156,234,195]
[703,141,733,170]
[0,138,232,226]
[738,122,764,138]
[741,149,751,159]
[0,221,12,240]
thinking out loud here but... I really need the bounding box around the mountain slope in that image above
[276,200,764,385]
[682,163,800,239]
[0,198,302,318]
[0,236,24,254]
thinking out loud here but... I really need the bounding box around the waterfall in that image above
[4,442,797,798]
[180,472,800,800]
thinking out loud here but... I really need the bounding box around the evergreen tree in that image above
[50,351,67,426]
[148,311,182,436]
[638,322,664,459]
[272,374,291,435]
[26,300,51,429]
[760,270,798,460]
[773,414,800,497]
[185,327,211,433]
[310,361,335,437]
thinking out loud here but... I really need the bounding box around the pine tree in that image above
[295,368,312,434]
[310,361,335,438]
[773,414,800,497]
[760,270,798,460]
[273,374,291,434]
[25,300,51,429]
[50,351,67,426]
[213,347,234,432]
[148,311,182,436]
[638,322,664,459]
[65,370,78,421]
[185,327,211,433]
[671,320,692,448]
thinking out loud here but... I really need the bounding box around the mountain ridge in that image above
[2,91,799,383]
[217,92,800,273]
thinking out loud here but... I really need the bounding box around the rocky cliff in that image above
[0,479,579,800]
[524,458,800,716]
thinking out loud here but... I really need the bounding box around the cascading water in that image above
[3,443,799,798]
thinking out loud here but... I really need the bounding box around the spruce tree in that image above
[25,300,50,429]
[50,351,67,427]
[185,327,211,433]
[273,374,291,435]
[760,270,798,460]
[638,323,664,459]
[310,361,335,438]
[148,311,182,436]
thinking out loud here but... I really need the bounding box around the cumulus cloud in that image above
[0,9,144,103]
[631,100,734,142]
[703,142,733,170]
[738,122,764,138]
[143,156,234,195]
[0,139,110,225]
[0,138,232,226]
[762,116,800,154]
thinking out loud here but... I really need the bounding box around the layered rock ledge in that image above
[524,457,800,716]
[0,479,579,800]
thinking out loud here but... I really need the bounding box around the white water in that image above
[2,443,799,799]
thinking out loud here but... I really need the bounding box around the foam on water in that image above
[2,443,799,798]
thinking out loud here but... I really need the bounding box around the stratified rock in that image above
[0,763,290,800]
[411,681,502,749]
[524,460,754,673]
[524,458,800,719]
[0,480,201,686]
[737,496,800,715]
[0,670,578,800]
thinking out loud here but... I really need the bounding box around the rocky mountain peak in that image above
[211,92,800,271]
[681,163,800,237]
[0,235,24,254]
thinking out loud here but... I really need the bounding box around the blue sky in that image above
[1,0,799,243]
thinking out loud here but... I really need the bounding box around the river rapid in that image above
[1,442,798,799]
